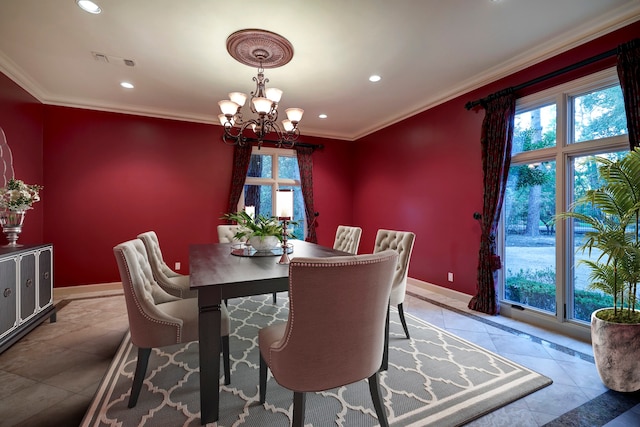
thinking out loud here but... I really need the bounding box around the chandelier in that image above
[218,29,304,148]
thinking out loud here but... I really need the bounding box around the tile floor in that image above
[0,283,639,426]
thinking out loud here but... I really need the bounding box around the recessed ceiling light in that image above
[120,82,134,89]
[319,114,327,119]
[76,0,101,14]
[369,75,382,82]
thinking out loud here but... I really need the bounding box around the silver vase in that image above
[0,210,26,247]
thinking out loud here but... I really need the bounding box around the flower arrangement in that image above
[0,178,43,212]
[222,211,287,242]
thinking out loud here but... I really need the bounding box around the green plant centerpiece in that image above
[556,147,640,392]
[222,211,296,252]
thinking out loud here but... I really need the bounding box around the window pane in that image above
[247,154,272,178]
[570,151,628,321]
[503,160,556,313]
[244,184,272,218]
[278,156,299,180]
[512,104,556,155]
[572,86,628,143]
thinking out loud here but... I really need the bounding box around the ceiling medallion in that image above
[219,29,303,148]
[226,29,294,69]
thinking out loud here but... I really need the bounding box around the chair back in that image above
[113,239,188,349]
[217,225,245,243]
[263,250,398,392]
[137,231,177,281]
[332,225,362,254]
[373,229,416,305]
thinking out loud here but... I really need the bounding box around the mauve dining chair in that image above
[258,250,398,427]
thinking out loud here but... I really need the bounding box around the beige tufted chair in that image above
[259,251,398,427]
[113,239,231,408]
[332,225,363,254]
[217,224,245,244]
[374,229,416,339]
[137,231,196,299]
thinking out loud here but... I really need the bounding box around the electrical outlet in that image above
[448,272,454,282]
[175,262,181,271]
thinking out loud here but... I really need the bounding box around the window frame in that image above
[498,67,629,339]
[237,146,306,239]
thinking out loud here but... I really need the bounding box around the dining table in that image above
[189,239,355,424]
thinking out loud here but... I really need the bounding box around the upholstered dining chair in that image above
[113,239,231,408]
[137,231,196,299]
[258,250,398,427]
[217,224,244,244]
[374,229,416,339]
[332,225,362,254]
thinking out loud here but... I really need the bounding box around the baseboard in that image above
[407,277,471,302]
[53,282,123,303]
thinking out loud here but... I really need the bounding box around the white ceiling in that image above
[0,0,638,141]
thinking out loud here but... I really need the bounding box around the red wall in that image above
[0,73,44,244]
[41,107,352,286]
[305,135,357,246]
[353,21,640,296]
[1,20,638,291]
[354,99,483,295]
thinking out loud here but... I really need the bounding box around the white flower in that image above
[0,179,43,211]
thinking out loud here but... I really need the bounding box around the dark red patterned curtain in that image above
[617,38,640,150]
[226,144,253,214]
[468,92,516,315]
[295,146,317,243]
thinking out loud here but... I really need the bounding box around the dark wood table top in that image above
[189,239,350,289]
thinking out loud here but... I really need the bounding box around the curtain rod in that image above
[235,138,324,150]
[464,47,618,110]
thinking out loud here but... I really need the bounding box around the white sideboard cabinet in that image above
[0,244,55,354]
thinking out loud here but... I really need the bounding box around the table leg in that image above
[199,298,222,424]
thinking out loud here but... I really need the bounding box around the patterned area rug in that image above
[81,295,551,426]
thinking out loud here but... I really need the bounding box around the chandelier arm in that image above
[219,31,303,148]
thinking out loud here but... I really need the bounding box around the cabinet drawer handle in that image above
[3,288,11,298]
[43,272,50,280]
[25,278,33,287]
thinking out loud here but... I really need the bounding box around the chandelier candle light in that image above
[218,29,304,148]
[276,189,294,264]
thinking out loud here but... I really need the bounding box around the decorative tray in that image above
[230,243,294,257]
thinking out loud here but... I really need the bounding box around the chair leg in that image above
[398,303,410,339]
[380,304,390,371]
[368,371,389,427]
[129,347,151,408]
[222,335,231,385]
[259,353,267,404]
[292,391,306,427]
[272,292,277,304]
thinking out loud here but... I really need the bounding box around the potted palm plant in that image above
[222,211,288,251]
[556,147,640,392]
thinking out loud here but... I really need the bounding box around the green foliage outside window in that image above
[504,83,629,322]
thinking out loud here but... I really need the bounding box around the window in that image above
[500,68,629,334]
[239,147,306,239]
